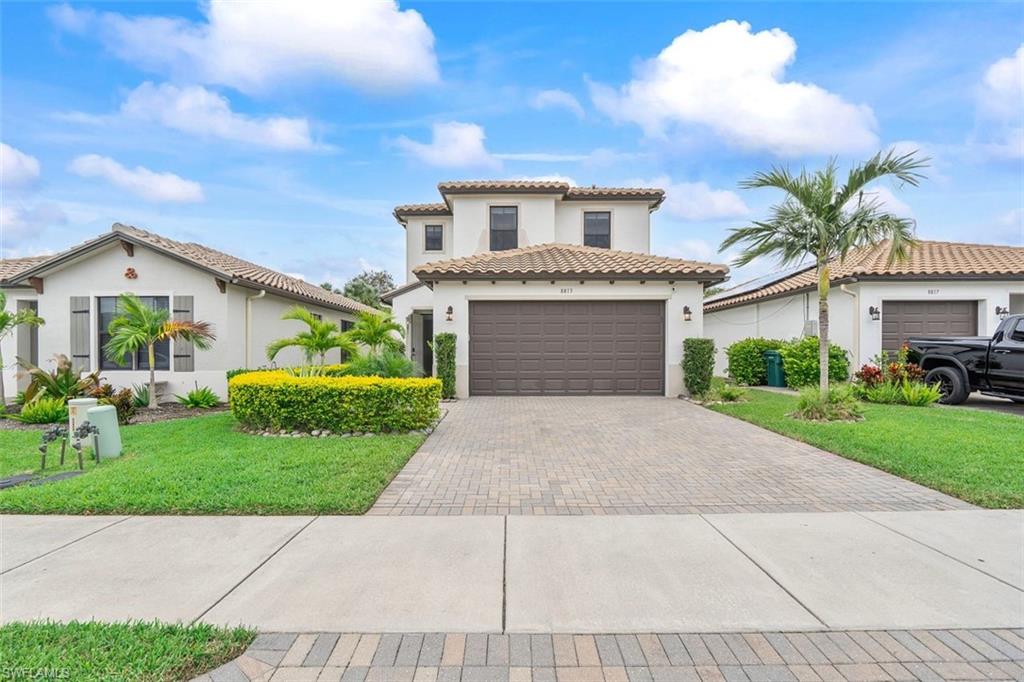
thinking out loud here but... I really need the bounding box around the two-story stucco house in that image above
[1,223,373,401]
[384,180,729,398]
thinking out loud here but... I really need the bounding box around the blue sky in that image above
[2,1,1022,289]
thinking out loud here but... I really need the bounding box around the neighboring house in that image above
[384,180,729,397]
[0,223,374,400]
[704,240,1024,374]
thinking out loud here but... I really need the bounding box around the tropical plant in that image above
[345,350,420,378]
[778,336,849,388]
[342,270,395,309]
[345,310,404,357]
[13,396,68,424]
[682,338,715,397]
[432,332,457,399]
[176,385,221,409]
[0,292,44,408]
[725,337,785,385]
[900,379,942,407]
[714,384,749,402]
[266,306,356,367]
[793,385,863,422]
[104,294,216,409]
[20,354,101,403]
[90,383,137,425]
[131,383,151,409]
[721,149,927,398]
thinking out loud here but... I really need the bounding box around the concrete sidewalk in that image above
[2,510,1021,633]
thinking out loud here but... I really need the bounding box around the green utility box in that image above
[86,404,122,459]
[764,350,786,387]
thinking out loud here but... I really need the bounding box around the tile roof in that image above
[380,280,426,303]
[0,256,53,284]
[5,224,376,314]
[705,240,1024,312]
[413,243,728,281]
[395,180,666,223]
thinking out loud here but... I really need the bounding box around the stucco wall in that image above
[1,287,40,399]
[554,202,651,253]
[430,279,704,398]
[450,195,558,256]
[3,242,356,400]
[402,216,453,282]
[705,279,1024,377]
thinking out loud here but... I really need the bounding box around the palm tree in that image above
[104,294,216,409]
[721,149,928,396]
[0,291,44,408]
[266,306,357,366]
[345,310,404,356]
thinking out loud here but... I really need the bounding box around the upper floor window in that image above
[583,211,611,249]
[424,224,444,251]
[98,295,170,371]
[489,206,518,251]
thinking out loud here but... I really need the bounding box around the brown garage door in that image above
[881,300,978,353]
[469,300,665,395]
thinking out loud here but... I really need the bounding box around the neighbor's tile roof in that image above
[5,224,375,314]
[414,243,728,281]
[704,240,1024,312]
[0,256,53,284]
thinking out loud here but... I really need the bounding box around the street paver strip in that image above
[370,397,970,515]
[193,629,1024,681]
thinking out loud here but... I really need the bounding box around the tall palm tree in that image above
[104,294,216,408]
[266,306,357,366]
[721,149,928,396]
[345,310,404,357]
[0,291,44,408]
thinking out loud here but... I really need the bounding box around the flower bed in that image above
[229,371,441,434]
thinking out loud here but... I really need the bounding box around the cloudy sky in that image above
[1,1,1022,289]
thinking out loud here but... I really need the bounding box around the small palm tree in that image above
[104,294,216,409]
[266,306,357,366]
[721,149,928,396]
[345,310,404,357]
[0,291,44,408]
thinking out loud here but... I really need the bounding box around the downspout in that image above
[839,283,859,366]
[245,290,266,368]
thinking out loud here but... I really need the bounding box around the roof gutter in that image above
[245,289,266,368]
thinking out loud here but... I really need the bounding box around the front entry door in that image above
[422,315,434,376]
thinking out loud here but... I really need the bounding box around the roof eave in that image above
[415,272,726,283]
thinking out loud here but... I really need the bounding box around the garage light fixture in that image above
[445,305,453,322]
[683,305,692,322]
[868,306,880,321]
[996,305,1009,319]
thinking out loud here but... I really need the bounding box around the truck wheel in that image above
[925,367,968,404]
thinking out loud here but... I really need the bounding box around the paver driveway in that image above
[370,397,970,515]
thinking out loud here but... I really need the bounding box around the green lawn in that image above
[0,412,424,514]
[709,389,1024,508]
[0,621,253,682]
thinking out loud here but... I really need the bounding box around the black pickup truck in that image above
[907,313,1024,405]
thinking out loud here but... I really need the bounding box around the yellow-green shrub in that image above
[229,371,441,433]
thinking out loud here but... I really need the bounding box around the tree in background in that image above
[266,306,357,366]
[721,149,927,397]
[343,270,395,309]
[0,292,45,408]
[104,294,216,409]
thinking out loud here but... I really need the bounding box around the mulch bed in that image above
[0,403,228,431]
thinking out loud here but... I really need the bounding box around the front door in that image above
[422,315,434,376]
[987,317,1024,396]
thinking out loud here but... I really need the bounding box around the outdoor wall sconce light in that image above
[996,305,1009,319]
[445,305,454,322]
[683,305,692,322]
[868,305,880,321]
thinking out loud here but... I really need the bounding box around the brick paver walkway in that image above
[194,629,1024,681]
[370,397,970,515]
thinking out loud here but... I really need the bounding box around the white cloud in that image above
[530,89,584,118]
[121,82,318,151]
[974,45,1024,159]
[68,154,204,203]
[589,20,878,157]
[0,202,67,246]
[1,143,41,188]
[49,1,439,94]
[393,122,501,169]
[859,186,914,219]
[636,175,749,221]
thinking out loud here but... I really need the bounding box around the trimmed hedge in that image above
[682,337,715,397]
[725,337,784,385]
[433,333,456,399]
[778,336,850,388]
[226,365,347,383]
[229,371,441,433]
